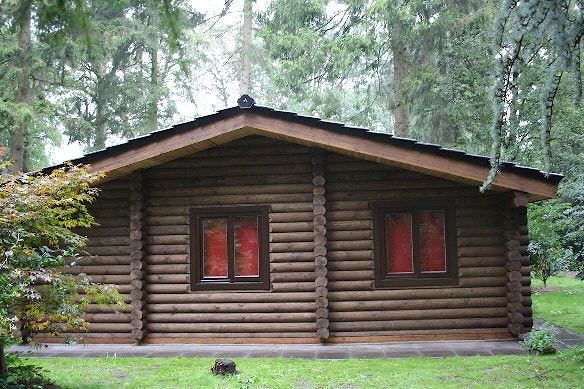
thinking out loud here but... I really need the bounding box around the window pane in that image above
[419,210,446,273]
[386,213,413,274]
[234,216,259,277]
[202,218,228,278]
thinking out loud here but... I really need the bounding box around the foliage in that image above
[485,0,584,189]
[0,352,53,389]
[24,348,584,388]
[520,323,557,354]
[0,158,124,379]
[528,197,584,286]
[531,276,584,335]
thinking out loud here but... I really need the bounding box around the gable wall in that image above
[61,136,529,343]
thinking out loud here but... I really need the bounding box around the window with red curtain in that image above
[191,206,269,290]
[374,201,457,288]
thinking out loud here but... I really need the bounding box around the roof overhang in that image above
[60,107,562,201]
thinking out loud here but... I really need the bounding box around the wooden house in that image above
[52,96,562,344]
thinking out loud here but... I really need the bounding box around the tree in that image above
[0,157,123,380]
[485,0,584,189]
[0,0,92,172]
[60,0,202,152]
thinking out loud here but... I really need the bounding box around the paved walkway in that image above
[9,320,583,360]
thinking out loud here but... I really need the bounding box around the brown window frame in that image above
[373,199,458,288]
[190,205,270,290]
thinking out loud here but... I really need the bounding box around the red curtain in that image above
[386,213,413,273]
[234,216,259,277]
[202,218,228,277]
[419,210,446,272]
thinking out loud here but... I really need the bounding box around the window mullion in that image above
[227,216,235,282]
[412,211,421,276]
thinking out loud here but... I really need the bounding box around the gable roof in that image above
[53,101,562,201]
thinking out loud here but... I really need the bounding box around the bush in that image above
[520,324,557,354]
[0,352,54,388]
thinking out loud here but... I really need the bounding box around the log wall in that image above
[63,136,526,343]
[73,179,133,343]
[325,153,512,341]
[142,137,318,343]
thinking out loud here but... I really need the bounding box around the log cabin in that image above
[48,96,562,344]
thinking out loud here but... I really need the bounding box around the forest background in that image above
[0,0,583,279]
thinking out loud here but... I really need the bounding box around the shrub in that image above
[520,324,557,354]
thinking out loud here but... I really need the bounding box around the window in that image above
[190,206,269,290]
[373,200,457,288]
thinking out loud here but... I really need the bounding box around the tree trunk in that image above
[9,3,32,173]
[0,341,7,379]
[147,44,160,133]
[390,20,410,138]
[239,0,253,95]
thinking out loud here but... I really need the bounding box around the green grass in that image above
[19,275,584,388]
[531,276,584,335]
[28,349,584,389]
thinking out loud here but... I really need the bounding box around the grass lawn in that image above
[29,349,584,389]
[531,275,584,335]
[17,275,584,388]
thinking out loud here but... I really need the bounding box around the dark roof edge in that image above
[45,103,563,186]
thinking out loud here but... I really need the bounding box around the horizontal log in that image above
[146,245,188,255]
[147,292,316,304]
[328,220,372,230]
[271,262,315,273]
[147,172,312,189]
[328,328,511,341]
[271,282,317,292]
[270,242,314,253]
[457,226,502,238]
[458,236,503,247]
[88,275,131,284]
[146,322,316,333]
[327,188,477,202]
[329,307,507,322]
[84,313,132,323]
[145,254,189,265]
[143,333,317,342]
[328,240,373,251]
[327,260,374,271]
[270,232,313,243]
[147,193,312,207]
[459,267,506,278]
[459,277,506,288]
[144,284,190,294]
[146,235,189,245]
[82,227,130,238]
[270,252,315,262]
[328,270,373,281]
[147,312,315,323]
[327,250,373,261]
[88,323,133,332]
[148,264,189,274]
[87,235,130,247]
[147,302,315,314]
[147,183,313,198]
[459,257,505,268]
[146,225,189,235]
[85,246,130,256]
[270,272,315,283]
[270,222,313,233]
[456,215,502,228]
[330,297,507,312]
[67,265,130,276]
[328,230,373,241]
[328,280,374,291]
[326,210,371,221]
[145,274,188,284]
[458,246,505,257]
[329,287,507,301]
[329,317,509,332]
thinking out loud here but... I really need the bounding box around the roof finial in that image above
[237,94,255,109]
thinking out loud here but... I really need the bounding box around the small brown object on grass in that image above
[211,359,237,375]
